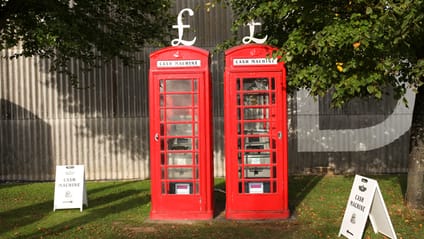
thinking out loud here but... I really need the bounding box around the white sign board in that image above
[157,60,201,68]
[53,165,88,212]
[248,182,264,194]
[175,183,191,195]
[233,58,278,66]
[339,175,397,239]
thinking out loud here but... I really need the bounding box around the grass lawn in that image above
[0,175,423,239]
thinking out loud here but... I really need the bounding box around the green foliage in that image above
[0,0,173,79]
[221,0,424,107]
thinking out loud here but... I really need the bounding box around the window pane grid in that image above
[159,78,200,195]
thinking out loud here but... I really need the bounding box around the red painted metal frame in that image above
[149,46,213,220]
[224,44,289,220]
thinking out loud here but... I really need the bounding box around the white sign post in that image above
[339,175,397,239]
[53,165,88,212]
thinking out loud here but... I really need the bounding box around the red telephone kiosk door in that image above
[224,44,289,219]
[149,46,213,220]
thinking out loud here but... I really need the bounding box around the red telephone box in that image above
[149,46,213,220]
[224,44,289,219]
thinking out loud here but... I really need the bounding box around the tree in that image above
[220,0,424,209]
[0,0,173,82]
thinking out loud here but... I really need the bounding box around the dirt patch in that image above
[127,226,157,233]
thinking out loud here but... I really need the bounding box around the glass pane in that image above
[245,166,270,178]
[194,138,199,150]
[168,152,193,165]
[195,167,199,179]
[166,79,193,92]
[167,123,196,136]
[272,151,277,164]
[168,168,193,179]
[166,95,193,107]
[244,153,270,165]
[160,124,164,135]
[161,109,194,121]
[244,93,269,106]
[160,80,165,92]
[160,95,164,106]
[195,182,200,194]
[243,78,269,90]
[244,108,269,120]
[194,153,199,164]
[194,109,199,121]
[193,95,198,106]
[161,153,165,165]
[245,136,270,150]
[243,122,270,133]
[161,182,166,194]
[168,138,193,150]
[160,139,165,150]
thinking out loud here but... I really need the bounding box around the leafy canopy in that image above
[220,0,424,107]
[0,0,172,79]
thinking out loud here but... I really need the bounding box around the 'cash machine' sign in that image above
[339,175,396,239]
[233,58,278,66]
[53,165,87,212]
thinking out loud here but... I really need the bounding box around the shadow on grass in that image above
[0,200,53,235]
[366,174,408,198]
[213,179,226,218]
[0,181,149,238]
[19,191,150,239]
[289,175,324,213]
[397,174,408,196]
[212,176,325,218]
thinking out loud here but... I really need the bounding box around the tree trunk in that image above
[406,138,424,209]
[406,89,424,210]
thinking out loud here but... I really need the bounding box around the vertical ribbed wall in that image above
[0,0,414,180]
[0,47,152,180]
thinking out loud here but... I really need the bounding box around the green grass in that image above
[0,175,423,239]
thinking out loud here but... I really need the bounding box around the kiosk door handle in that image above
[277,131,282,139]
[154,133,159,142]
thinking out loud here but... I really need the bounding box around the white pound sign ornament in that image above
[171,8,197,46]
[242,20,268,44]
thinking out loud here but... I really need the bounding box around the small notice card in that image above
[53,165,88,212]
[339,175,397,239]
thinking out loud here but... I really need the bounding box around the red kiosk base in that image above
[150,210,214,220]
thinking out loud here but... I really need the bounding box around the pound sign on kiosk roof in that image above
[242,20,268,44]
[171,8,197,46]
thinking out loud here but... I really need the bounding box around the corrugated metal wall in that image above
[0,0,415,181]
[0,47,153,180]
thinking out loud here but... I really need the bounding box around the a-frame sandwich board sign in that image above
[53,165,88,212]
[339,175,397,239]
